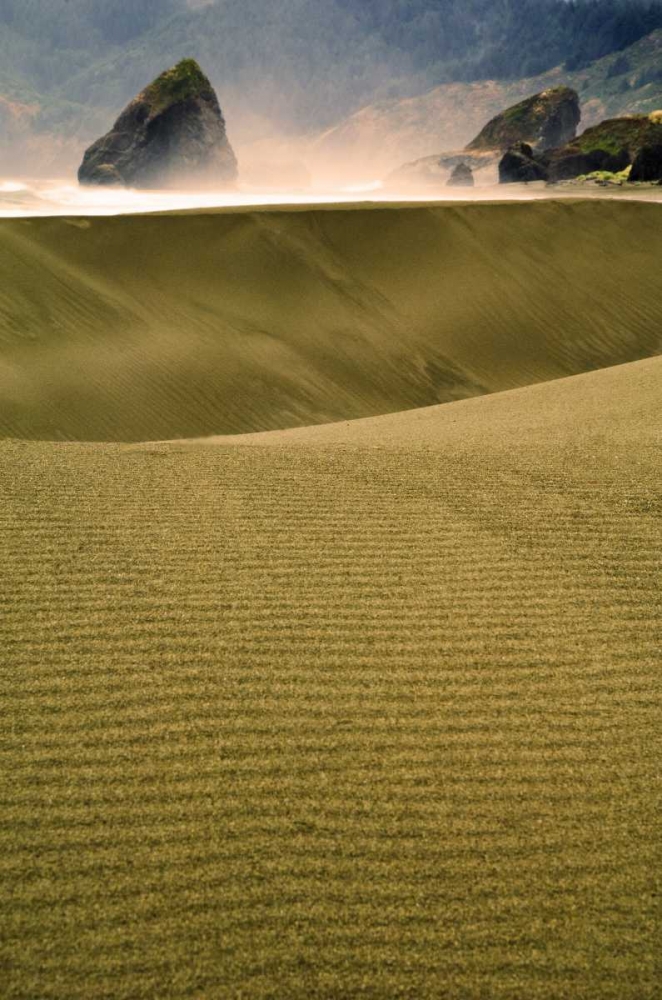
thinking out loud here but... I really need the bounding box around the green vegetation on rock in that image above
[77,57,237,188]
[498,110,662,184]
[144,58,211,115]
[571,113,662,155]
[467,86,580,151]
[575,165,632,183]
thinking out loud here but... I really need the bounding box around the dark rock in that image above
[547,147,629,182]
[499,113,662,185]
[468,87,580,153]
[629,143,662,181]
[88,164,124,187]
[79,59,237,189]
[499,143,549,183]
[545,114,662,182]
[446,163,474,187]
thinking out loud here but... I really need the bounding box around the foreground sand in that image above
[0,199,661,441]
[1,354,660,999]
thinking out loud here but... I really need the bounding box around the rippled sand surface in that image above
[2,354,660,999]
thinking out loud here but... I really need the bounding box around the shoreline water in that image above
[1,177,661,218]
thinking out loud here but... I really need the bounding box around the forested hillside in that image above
[338,0,662,80]
[312,29,662,182]
[1,0,662,173]
[0,1,180,93]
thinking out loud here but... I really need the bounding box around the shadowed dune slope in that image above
[0,199,661,441]
[1,355,660,998]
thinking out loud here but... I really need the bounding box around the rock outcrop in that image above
[468,87,580,153]
[629,143,662,181]
[446,163,474,186]
[499,111,662,183]
[79,59,237,189]
[546,115,660,181]
[547,147,630,181]
[387,87,580,189]
[498,143,549,183]
[499,141,629,185]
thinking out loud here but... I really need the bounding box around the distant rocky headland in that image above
[388,87,580,186]
[389,85,662,188]
[78,60,237,189]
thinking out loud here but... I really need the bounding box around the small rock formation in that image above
[468,87,580,153]
[79,59,237,189]
[498,143,549,183]
[389,150,494,187]
[629,143,662,182]
[446,163,474,187]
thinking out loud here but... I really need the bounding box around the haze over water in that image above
[2,177,660,218]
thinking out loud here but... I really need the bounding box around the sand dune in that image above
[0,199,661,441]
[1,354,660,998]
[209,349,662,450]
[1,199,660,997]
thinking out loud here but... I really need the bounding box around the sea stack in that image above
[499,142,549,183]
[388,86,581,189]
[78,59,237,189]
[447,163,474,187]
[468,87,580,153]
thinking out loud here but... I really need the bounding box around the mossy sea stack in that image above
[78,59,238,189]
[467,87,580,152]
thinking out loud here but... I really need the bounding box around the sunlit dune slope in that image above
[1,355,660,999]
[207,348,662,450]
[0,199,661,441]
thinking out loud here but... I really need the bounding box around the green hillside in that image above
[0,199,661,442]
[2,351,659,997]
